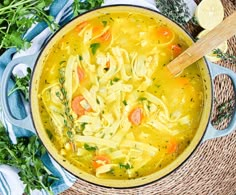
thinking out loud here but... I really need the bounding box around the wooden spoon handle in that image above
[167,11,236,75]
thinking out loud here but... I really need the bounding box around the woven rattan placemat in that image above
[61,1,236,194]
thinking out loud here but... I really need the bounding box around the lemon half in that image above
[197,29,228,62]
[195,0,224,30]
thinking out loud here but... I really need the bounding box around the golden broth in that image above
[38,11,203,179]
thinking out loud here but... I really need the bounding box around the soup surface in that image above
[38,11,203,179]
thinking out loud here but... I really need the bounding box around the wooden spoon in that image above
[167,11,236,76]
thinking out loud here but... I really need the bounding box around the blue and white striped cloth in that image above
[0,0,196,194]
[0,1,76,194]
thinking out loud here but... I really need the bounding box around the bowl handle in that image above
[0,53,39,132]
[202,61,236,142]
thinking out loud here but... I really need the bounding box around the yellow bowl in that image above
[31,5,212,188]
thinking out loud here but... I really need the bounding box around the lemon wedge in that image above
[197,29,228,62]
[195,0,224,30]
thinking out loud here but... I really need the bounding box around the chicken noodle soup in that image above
[38,11,203,179]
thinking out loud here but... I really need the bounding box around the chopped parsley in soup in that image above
[38,11,204,179]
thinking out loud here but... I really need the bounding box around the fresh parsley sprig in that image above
[72,0,104,16]
[0,122,58,195]
[8,67,31,101]
[155,0,190,25]
[0,0,55,51]
[0,0,104,53]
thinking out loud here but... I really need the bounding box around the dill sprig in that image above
[212,99,235,126]
[155,0,190,25]
[213,49,236,63]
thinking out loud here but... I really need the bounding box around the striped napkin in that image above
[0,0,196,194]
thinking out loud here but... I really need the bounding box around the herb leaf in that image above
[84,143,97,151]
[113,77,120,82]
[102,20,107,27]
[80,122,88,131]
[122,100,127,106]
[119,163,133,169]
[138,97,147,101]
[90,43,100,55]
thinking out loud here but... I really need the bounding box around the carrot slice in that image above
[71,95,91,116]
[156,27,173,43]
[156,26,172,37]
[105,60,110,69]
[69,141,75,152]
[75,21,88,32]
[128,107,143,126]
[167,139,178,154]
[99,29,112,42]
[77,66,85,82]
[171,44,182,57]
[93,25,104,36]
[176,77,189,86]
[92,155,111,169]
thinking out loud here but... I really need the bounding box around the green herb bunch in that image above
[0,0,55,51]
[0,122,58,195]
[72,0,104,16]
[155,0,190,25]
